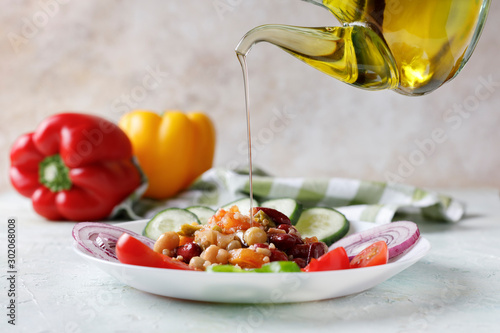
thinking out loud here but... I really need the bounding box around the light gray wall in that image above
[1,0,499,192]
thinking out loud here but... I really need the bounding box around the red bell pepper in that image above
[116,233,193,270]
[9,113,142,221]
[302,247,350,272]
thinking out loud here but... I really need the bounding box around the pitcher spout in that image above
[235,24,399,90]
[235,24,340,58]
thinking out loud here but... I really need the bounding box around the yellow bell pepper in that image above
[118,110,216,199]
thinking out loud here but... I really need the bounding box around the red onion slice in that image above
[329,221,420,260]
[73,222,155,262]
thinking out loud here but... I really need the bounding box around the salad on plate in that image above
[73,198,421,274]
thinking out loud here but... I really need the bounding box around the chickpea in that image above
[189,256,206,271]
[244,227,267,246]
[201,245,220,263]
[226,240,242,251]
[201,245,229,264]
[215,248,230,265]
[154,231,179,253]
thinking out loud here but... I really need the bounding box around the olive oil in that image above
[237,0,491,95]
[236,0,490,208]
[237,53,255,216]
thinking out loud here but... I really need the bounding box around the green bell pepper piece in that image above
[207,261,302,273]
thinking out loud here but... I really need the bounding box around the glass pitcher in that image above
[236,0,491,96]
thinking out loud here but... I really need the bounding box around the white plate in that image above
[73,220,430,303]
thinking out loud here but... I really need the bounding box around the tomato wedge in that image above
[116,233,193,270]
[349,240,388,268]
[302,247,350,272]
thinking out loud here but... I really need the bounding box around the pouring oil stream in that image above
[237,53,254,218]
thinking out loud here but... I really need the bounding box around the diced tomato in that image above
[178,235,194,247]
[223,214,252,233]
[206,206,258,234]
[349,241,388,268]
[302,247,350,272]
[116,233,193,270]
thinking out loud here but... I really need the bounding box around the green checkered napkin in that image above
[115,168,464,223]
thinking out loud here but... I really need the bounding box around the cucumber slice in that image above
[220,198,259,215]
[260,198,302,224]
[143,208,200,240]
[295,207,349,246]
[186,206,215,225]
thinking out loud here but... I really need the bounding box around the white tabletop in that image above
[1,188,499,333]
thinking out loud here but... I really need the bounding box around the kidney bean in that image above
[176,242,202,263]
[289,244,309,259]
[269,249,288,262]
[268,233,298,251]
[288,226,302,238]
[293,258,307,268]
[277,224,293,233]
[307,242,328,262]
[292,234,304,245]
[254,207,291,225]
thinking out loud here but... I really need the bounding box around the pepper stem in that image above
[39,154,72,192]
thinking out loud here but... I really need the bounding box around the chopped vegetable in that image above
[302,247,350,272]
[205,205,258,234]
[10,113,142,221]
[118,110,215,199]
[295,207,349,246]
[72,222,154,262]
[350,241,388,268]
[143,208,200,240]
[260,198,302,224]
[116,233,193,270]
[228,248,268,269]
[186,206,216,224]
[329,221,420,260]
[207,261,301,273]
[253,207,292,225]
